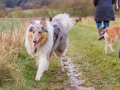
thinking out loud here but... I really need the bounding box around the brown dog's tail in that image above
[99,25,106,32]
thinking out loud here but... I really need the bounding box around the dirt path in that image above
[62,57,95,90]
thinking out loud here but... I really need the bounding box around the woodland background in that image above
[0,0,101,18]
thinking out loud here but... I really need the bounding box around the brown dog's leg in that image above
[75,21,78,26]
[109,38,116,52]
[105,37,110,53]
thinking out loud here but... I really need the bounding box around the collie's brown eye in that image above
[39,31,42,34]
[33,31,35,33]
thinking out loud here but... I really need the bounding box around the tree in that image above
[0,3,5,10]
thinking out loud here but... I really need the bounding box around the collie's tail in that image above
[52,13,73,30]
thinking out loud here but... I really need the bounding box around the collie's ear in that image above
[29,27,33,32]
[40,18,46,27]
[49,16,52,21]
[31,21,34,24]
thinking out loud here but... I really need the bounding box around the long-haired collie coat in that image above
[99,26,120,53]
[25,13,73,81]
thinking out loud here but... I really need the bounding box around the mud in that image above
[62,57,95,90]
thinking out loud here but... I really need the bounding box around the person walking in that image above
[93,0,115,40]
[115,0,120,11]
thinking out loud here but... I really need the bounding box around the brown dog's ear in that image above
[40,18,46,27]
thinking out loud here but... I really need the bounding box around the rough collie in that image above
[25,13,73,81]
[99,26,120,53]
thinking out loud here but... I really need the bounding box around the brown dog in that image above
[99,26,120,53]
[75,17,82,25]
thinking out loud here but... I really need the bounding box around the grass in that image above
[8,9,61,18]
[0,16,120,90]
[1,52,69,90]
[68,17,120,90]
[0,18,70,90]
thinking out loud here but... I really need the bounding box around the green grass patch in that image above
[0,19,24,31]
[1,17,120,90]
[0,50,69,90]
[68,20,120,90]
[8,9,61,18]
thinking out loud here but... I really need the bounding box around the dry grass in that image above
[0,18,69,90]
[0,19,26,86]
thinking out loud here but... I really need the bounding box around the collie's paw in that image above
[35,77,40,81]
[58,63,62,67]
[111,49,115,53]
[112,49,115,52]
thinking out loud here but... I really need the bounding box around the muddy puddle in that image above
[62,57,95,90]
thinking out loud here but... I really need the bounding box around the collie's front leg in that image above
[45,62,49,71]
[59,57,63,67]
[35,56,48,81]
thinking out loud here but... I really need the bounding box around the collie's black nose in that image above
[33,41,37,43]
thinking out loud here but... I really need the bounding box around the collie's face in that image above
[28,18,48,49]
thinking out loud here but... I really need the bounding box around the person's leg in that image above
[96,21,102,35]
[103,21,109,29]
